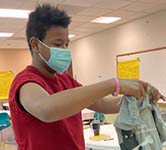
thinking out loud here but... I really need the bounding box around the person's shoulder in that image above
[13,65,45,85]
[14,66,35,79]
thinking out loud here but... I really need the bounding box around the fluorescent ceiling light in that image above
[0,9,31,19]
[91,16,121,24]
[69,34,75,39]
[0,32,14,37]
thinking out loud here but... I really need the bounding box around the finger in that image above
[148,86,153,103]
[142,81,148,94]
[160,95,166,101]
[139,80,148,93]
[139,84,146,100]
[152,91,165,103]
[152,88,159,101]
[151,94,165,104]
[139,80,149,97]
[149,94,153,101]
[148,85,158,103]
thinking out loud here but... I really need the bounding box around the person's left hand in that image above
[148,84,166,103]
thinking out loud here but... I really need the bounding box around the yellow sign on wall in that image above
[117,59,139,79]
[0,71,14,100]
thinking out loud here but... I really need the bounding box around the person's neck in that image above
[31,62,55,79]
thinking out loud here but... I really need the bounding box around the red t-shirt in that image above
[9,66,85,150]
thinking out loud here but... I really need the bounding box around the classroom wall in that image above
[70,10,166,85]
[0,10,166,81]
[0,49,31,76]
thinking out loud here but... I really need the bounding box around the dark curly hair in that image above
[26,4,71,51]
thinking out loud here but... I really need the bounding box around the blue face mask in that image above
[38,40,71,73]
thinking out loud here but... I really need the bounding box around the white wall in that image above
[0,49,31,76]
[70,10,166,85]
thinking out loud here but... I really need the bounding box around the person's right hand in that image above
[118,79,150,100]
[119,78,166,102]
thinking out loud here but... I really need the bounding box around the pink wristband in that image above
[112,78,120,96]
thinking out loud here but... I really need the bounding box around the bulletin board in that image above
[0,71,14,100]
[117,58,140,79]
[116,47,166,105]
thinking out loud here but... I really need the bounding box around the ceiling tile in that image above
[56,4,87,15]
[3,18,28,25]
[124,11,148,20]
[138,0,166,3]
[71,22,110,37]
[69,21,84,29]
[0,19,5,25]
[93,0,131,10]
[19,1,39,10]
[143,4,166,13]
[0,39,6,43]
[0,0,24,9]
[105,10,137,18]
[71,28,99,37]
[1,19,27,31]
[0,0,165,48]
[36,0,64,4]
[121,2,162,12]
[76,7,113,17]
[12,29,26,38]
[20,0,64,9]
[0,27,18,33]
[122,0,137,1]
[71,15,95,22]
[79,22,109,30]
[0,39,28,49]
[61,0,102,7]
[105,10,149,21]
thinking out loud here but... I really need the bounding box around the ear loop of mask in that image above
[38,39,67,49]
[38,53,47,63]
[38,39,50,49]
[37,39,50,62]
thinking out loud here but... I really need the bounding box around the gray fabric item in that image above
[114,94,166,150]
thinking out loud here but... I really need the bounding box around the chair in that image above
[1,103,9,111]
[93,112,105,124]
[0,112,11,150]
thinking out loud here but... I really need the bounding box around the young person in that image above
[9,4,165,150]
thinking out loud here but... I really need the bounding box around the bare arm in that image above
[20,78,155,123]
[88,95,122,114]
[20,79,116,123]
[88,84,166,113]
